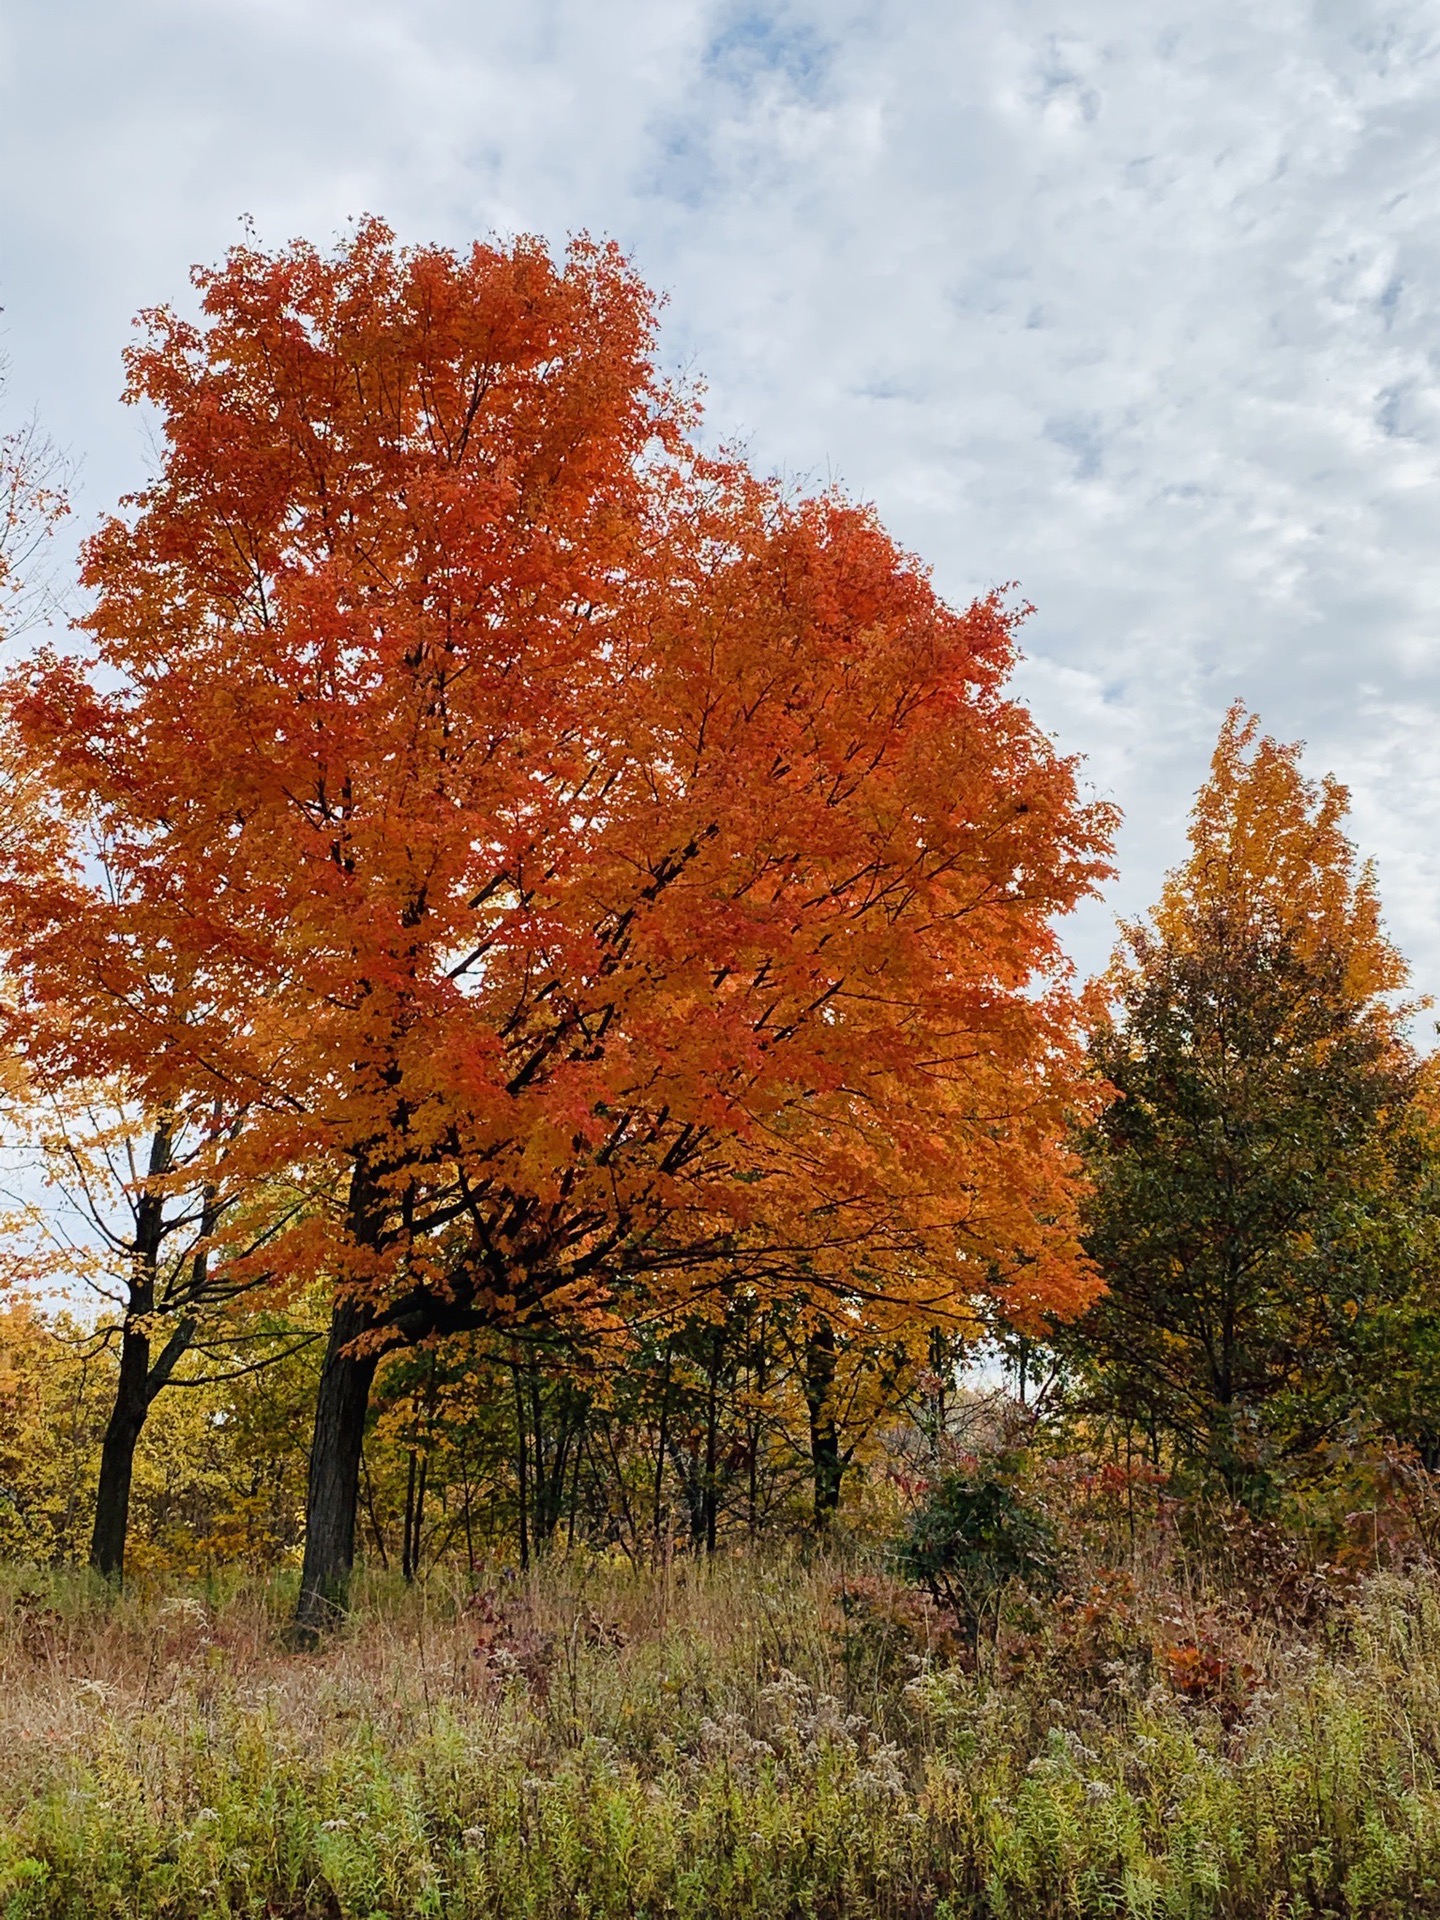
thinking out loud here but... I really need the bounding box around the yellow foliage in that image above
[0,1305,101,1563]
[1149,702,1407,1008]
[0,1300,319,1575]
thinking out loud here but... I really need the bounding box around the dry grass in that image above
[1,1552,1439,1917]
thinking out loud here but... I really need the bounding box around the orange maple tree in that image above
[2,222,1114,1622]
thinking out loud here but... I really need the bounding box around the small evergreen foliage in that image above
[899,1465,1058,1641]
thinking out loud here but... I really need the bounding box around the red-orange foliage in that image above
[3,225,1112,1601]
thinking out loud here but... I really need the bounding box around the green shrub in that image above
[899,1468,1058,1643]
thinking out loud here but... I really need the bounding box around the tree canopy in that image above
[1067,705,1438,1502]
[0,221,1115,1610]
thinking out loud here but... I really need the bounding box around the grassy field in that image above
[1,1553,1439,1918]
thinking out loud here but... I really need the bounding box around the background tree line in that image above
[0,225,1436,1612]
[4,711,1436,1579]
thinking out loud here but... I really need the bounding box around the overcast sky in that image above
[4,0,1440,997]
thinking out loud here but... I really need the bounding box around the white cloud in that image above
[4,0,1440,997]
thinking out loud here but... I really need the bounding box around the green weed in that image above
[0,1557,1437,1917]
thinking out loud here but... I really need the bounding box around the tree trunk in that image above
[651,1340,672,1558]
[89,1322,151,1580]
[412,1451,428,1575]
[360,1448,389,1568]
[747,1313,765,1536]
[703,1324,722,1554]
[88,1312,197,1582]
[294,1295,379,1639]
[512,1360,530,1571]
[401,1451,420,1582]
[804,1320,845,1528]
[89,1123,195,1584]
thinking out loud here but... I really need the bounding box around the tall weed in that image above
[0,1556,1437,1917]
